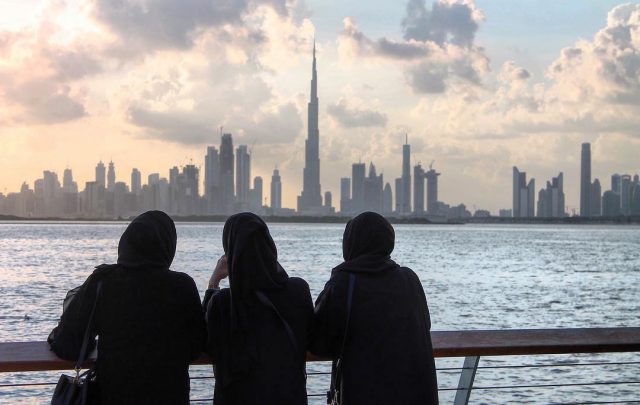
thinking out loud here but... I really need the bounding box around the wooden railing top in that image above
[1,327,639,373]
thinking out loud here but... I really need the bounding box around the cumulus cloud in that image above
[338,0,489,94]
[0,0,312,137]
[92,0,288,53]
[547,3,640,105]
[402,0,483,47]
[327,98,388,128]
[127,106,213,144]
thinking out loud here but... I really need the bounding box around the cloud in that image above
[406,63,447,93]
[327,98,388,128]
[127,106,213,144]
[92,0,288,53]
[402,0,483,47]
[243,103,304,144]
[45,49,103,81]
[337,0,489,94]
[547,3,640,105]
[3,78,87,124]
[0,0,314,135]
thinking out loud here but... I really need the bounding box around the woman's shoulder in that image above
[397,266,418,278]
[165,270,201,292]
[286,276,310,291]
[396,266,423,284]
[167,270,196,285]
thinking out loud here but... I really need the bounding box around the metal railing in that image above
[1,327,639,404]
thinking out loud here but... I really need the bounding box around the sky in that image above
[1,0,639,213]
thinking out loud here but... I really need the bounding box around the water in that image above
[0,222,639,404]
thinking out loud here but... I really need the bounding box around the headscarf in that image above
[219,212,289,384]
[117,210,177,271]
[333,211,400,274]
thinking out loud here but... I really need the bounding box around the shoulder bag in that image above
[327,273,356,405]
[51,283,102,405]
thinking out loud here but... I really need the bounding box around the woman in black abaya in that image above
[311,211,439,404]
[48,211,205,404]
[203,212,313,405]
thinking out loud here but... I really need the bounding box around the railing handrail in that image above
[1,327,638,373]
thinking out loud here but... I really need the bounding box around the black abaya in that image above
[203,213,313,405]
[311,212,439,404]
[48,211,206,405]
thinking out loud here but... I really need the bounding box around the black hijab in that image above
[333,211,400,274]
[219,212,289,384]
[117,210,177,271]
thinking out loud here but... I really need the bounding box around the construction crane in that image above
[429,160,435,170]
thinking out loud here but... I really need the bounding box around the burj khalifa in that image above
[297,42,323,213]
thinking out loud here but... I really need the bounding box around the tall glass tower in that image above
[297,42,323,213]
[580,143,591,217]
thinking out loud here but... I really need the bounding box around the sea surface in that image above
[0,221,639,404]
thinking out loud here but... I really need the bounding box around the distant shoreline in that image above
[2,214,640,225]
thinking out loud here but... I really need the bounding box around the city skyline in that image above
[1,45,638,218]
[1,1,640,212]
[3,133,640,218]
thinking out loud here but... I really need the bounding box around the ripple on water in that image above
[0,222,639,404]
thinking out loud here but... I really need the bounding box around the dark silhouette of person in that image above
[311,211,439,404]
[48,211,205,404]
[203,212,313,405]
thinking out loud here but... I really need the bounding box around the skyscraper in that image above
[95,161,106,188]
[236,145,251,210]
[149,173,161,185]
[602,191,621,216]
[62,168,78,215]
[400,136,411,214]
[250,176,263,211]
[590,179,601,216]
[394,177,402,214]
[63,169,76,192]
[84,181,104,217]
[270,168,282,210]
[426,164,440,214]
[580,143,591,216]
[513,166,535,218]
[630,179,640,215]
[297,42,323,213]
[621,174,632,215]
[413,163,425,214]
[107,161,116,192]
[169,166,180,214]
[42,170,60,216]
[131,168,141,195]
[324,191,332,211]
[204,146,220,213]
[536,173,564,218]
[351,163,366,214]
[220,133,235,213]
[340,177,351,214]
[611,174,621,194]
[382,183,393,214]
[363,162,383,213]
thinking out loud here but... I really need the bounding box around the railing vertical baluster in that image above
[453,355,480,405]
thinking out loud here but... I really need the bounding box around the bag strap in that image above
[338,273,356,360]
[328,273,356,404]
[74,282,102,372]
[254,290,298,352]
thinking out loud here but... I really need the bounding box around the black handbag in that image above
[51,283,101,405]
[327,273,356,405]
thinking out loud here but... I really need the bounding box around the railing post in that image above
[453,355,480,405]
